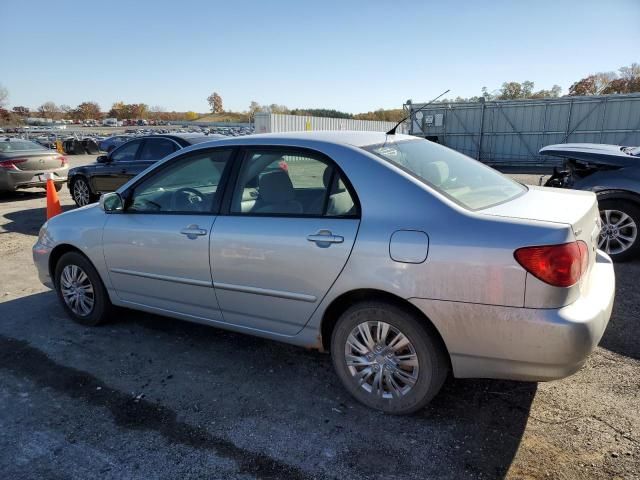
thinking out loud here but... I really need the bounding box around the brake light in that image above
[514,241,588,288]
[0,158,28,170]
[578,240,589,275]
[58,155,68,167]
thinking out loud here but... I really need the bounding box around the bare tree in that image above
[38,101,58,118]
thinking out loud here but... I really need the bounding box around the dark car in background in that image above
[68,134,223,206]
[541,143,640,261]
[99,135,132,153]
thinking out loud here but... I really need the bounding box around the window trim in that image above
[119,146,239,216]
[220,145,361,219]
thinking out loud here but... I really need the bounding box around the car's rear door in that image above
[103,147,235,320]
[210,147,360,335]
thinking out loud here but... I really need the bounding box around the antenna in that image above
[386,89,450,135]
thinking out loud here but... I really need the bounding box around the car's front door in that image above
[91,139,144,193]
[103,147,235,320]
[210,147,360,335]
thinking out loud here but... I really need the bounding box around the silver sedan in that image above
[33,131,615,414]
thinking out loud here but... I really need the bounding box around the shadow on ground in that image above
[0,291,536,479]
[599,262,640,360]
[2,205,73,236]
[0,190,46,205]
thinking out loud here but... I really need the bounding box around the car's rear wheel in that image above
[331,301,448,415]
[54,252,112,326]
[598,199,640,262]
[71,177,97,207]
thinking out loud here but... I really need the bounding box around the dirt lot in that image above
[0,158,638,479]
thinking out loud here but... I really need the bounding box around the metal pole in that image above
[477,101,485,161]
[564,99,574,143]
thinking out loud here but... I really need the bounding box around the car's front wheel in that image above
[598,198,640,262]
[54,251,112,326]
[331,301,448,415]
[71,177,98,207]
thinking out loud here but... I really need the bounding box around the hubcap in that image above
[599,209,637,255]
[344,321,419,399]
[60,265,95,316]
[73,180,90,206]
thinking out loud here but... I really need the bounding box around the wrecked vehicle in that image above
[541,143,640,261]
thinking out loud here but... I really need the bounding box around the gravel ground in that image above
[0,156,638,479]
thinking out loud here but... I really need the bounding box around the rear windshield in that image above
[0,140,47,153]
[363,139,526,210]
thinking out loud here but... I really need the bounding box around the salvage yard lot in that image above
[0,156,638,479]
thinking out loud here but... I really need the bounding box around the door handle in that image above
[180,224,208,239]
[307,230,344,246]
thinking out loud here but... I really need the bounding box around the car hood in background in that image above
[539,143,639,167]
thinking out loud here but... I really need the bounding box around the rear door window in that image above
[111,140,143,162]
[139,138,179,161]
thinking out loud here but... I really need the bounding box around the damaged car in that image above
[541,143,640,261]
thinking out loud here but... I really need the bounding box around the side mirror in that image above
[96,155,109,164]
[100,192,124,212]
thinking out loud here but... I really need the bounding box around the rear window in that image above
[0,140,46,153]
[363,139,526,210]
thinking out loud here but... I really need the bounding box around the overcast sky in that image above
[2,0,639,113]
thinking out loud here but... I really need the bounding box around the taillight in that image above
[58,155,68,167]
[514,241,588,288]
[577,240,589,275]
[0,158,28,170]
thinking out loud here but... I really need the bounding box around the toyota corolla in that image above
[33,131,615,414]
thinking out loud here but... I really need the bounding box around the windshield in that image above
[0,140,47,153]
[363,139,526,210]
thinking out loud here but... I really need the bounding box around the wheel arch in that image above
[320,289,451,362]
[595,189,640,205]
[48,244,92,285]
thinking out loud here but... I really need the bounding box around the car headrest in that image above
[259,171,295,203]
[425,161,449,186]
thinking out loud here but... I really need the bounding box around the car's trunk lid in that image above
[1,150,65,171]
[481,185,601,285]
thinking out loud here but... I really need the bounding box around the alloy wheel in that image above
[599,209,638,255]
[60,264,95,316]
[344,321,419,399]
[73,179,91,206]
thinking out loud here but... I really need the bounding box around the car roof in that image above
[190,131,416,149]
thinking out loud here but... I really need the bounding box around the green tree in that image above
[12,106,29,116]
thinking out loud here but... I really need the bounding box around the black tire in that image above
[54,251,112,326]
[54,183,63,192]
[597,198,640,262]
[71,177,98,207]
[331,301,448,415]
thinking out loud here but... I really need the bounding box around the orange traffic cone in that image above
[46,173,62,219]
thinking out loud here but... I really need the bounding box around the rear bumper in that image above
[410,250,615,381]
[0,169,67,191]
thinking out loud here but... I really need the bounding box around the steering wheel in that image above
[171,187,205,211]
